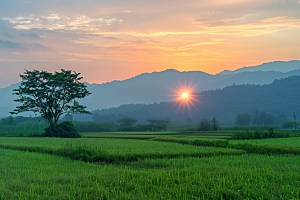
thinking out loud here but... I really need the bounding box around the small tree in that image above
[210,117,219,131]
[10,69,91,137]
[281,121,300,129]
[293,113,297,131]
[235,113,251,126]
[252,110,273,125]
[147,119,170,131]
[199,118,210,131]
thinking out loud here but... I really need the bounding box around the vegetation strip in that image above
[0,138,244,163]
[152,137,300,155]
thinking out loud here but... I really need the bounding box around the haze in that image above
[1,0,300,88]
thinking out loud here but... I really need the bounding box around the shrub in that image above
[42,121,82,138]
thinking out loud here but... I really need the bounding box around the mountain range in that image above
[0,60,299,118]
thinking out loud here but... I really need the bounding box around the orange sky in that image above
[0,0,300,88]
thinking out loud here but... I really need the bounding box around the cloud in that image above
[0,39,47,51]
[103,36,119,40]
[185,38,224,47]
[195,19,209,22]
[18,33,39,39]
[3,33,12,38]
[199,16,300,37]
[2,14,123,31]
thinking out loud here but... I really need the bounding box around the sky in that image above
[0,0,300,88]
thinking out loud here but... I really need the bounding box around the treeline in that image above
[82,75,300,126]
[0,116,171,136]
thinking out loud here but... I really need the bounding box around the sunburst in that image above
[166,79,202,118]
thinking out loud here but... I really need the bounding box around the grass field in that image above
[0,137,244,162]
[0,131,299,199]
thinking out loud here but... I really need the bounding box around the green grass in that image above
[0,132,299,199]
[0,137,244,162]
[0,148,299,200]
[230,137,300,146]
[81,131,232,139]
[229,137,300,154]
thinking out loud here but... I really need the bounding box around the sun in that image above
[182,92,188,98]
[165,79,203,118]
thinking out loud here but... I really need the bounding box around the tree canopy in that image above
[10,69,91,137]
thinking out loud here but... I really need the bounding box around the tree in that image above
[293,113,297,131]
[117,118,138,126]
[252,110,273,125]
[281,121,300,129]
[235,113,252,126]
[0,116,14,125]
[10,69,91,137]
[210,117,219,131]
[198,118,210,131]
[147,119,170,131]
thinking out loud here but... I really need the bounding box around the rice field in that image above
[0,137,244,162]
[0,148,299,200]
[0,134,299,199]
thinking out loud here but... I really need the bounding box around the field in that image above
[0,131,299,199]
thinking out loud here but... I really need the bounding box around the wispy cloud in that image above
[2,14,123,31]
[0,39,47,51]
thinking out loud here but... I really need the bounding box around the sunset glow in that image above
[0,0,300,88]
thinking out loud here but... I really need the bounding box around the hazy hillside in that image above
[88,75,300,126]
[1,60,300,118]
[219,60,300,75]
[79,67,300,111]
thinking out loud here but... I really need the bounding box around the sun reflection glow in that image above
[166,80,203,118]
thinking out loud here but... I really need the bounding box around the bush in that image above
[42,121,82,138]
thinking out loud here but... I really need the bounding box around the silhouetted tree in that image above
[210,117,219,130]
[10,69,91,137]
[252,110,273,125]
[235,113,252,126]
[148,119,170,131]
[199,118,210,131]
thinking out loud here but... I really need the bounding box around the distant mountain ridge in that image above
[0,60,299,118]
[218,60,300,75]
[90,75,300,126]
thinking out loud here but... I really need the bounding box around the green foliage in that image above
[230,129,290,140]
[252,110,274,125]
[210,117,219,130]
[0,116,14,125]
[281,121,300,129]
[147,119,170,131]
[73,121,118,132]
[42,121,82,138]
[198,118,210,131]
[119,124,152,132]
[0,121,47,137]
[235,113,251,126]
[152,137,229,148]
[117,118,138,126]
[10,69,91,137]
[220,125,280,130]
